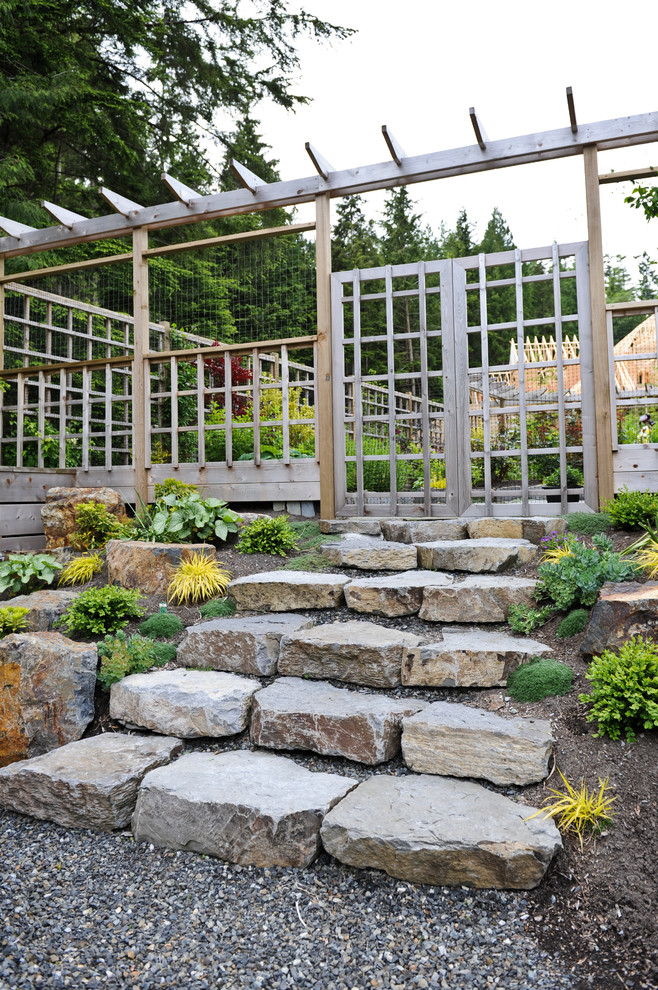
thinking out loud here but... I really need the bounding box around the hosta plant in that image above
[58,586,146,637]
[0,606,29,637]
[58,553,103,586]
[525,770,617,849]
[0,553,62,595]
[134,492,241,544]
[167,551,231,605]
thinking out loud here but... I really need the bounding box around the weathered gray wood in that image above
[0,502,44,535]
[576,242,598,510]
[478,254,493,512]
[316,192,335,519]
[514,248,530,515]
[132,227,149,506]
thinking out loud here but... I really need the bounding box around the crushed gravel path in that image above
[0,810,575,990]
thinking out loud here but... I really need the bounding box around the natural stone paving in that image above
[251,676,428,764]
[320,773,562,890]
[381,518,468,543]
[419,575,537,623]
[3,588,79,631]
[0,734,182,830]
[106,539,218,595]
[177,613,313,675]
[0,631,97,767]
[401,701,554,786]
[344,570,454,616]
[416,537,537,573]
[229,570,350,611]
[320,534,418,571]
[402,626,552,687]
[278,619,420,688]
[109,669,260,738]
[132,750,357,868]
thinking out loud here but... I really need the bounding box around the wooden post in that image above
[132,227,149,506]
[0,256,4,370]
[584,145,614,506]
[315,192,335,518]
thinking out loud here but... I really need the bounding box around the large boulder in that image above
[2,589,79,632]
[0,632,97,768]
[0,734,182,830]
[105,540,217,595]
[40,487,126,549]
[581,581,658,657]
[132,750,357,868]
[320,774,562,889]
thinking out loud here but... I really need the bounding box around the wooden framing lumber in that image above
[305,143,334,180]
[132,227,149,506]
[381,125,406,166]
[0,217,37,237]
[41,202,86,227]
[161,173,201,205]
[100,188,143,215]
[142,222,315,259]
[566,87,578,134]
[598,166,658,184]
[315,192,335,519]
[469,108,488,150]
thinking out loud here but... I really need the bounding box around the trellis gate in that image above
[331,241,597,518]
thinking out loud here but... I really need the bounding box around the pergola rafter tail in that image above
[1,109,658,258]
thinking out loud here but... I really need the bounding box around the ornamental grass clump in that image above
[58,586,146,637]
[58,553,103,586]
[506,657,574,702]
[525,769,617,849]
[579,635,658,742]
[167,551,231,605]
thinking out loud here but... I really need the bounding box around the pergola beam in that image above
[41,201,87,228]
[0,217,37,237]
[599,166,658,184]
[381,125,406,166]
[100,187,143,216]
[566,87,578,134]
[469,107,488,150]
[229,160,262,194]
[305,142,334,180]
[162,173,201,206]
[3,111,658,257]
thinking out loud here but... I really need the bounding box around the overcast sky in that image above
[252,0,658,277]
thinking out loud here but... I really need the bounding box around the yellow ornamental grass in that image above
[59,553,103,586]
[539,535,576,564]
[525,769,617,849]
[634,537,658,579]
[167,551,232,605]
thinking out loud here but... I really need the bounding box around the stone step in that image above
[4,589,79,632]
[278,620,420,688]
[416,538,537,573]
[401,701,554,786]
[229,571,350,612]
[402,627,552,687]
[344,571,453,617]
[109,669,260,738]
[320,535,418,571]
[466,517,567,544]
[319,773,562,890]
[177,613,314,676]
[419,575,537,623]
[319,518,382,536]
[0,734,182,830]
[251,677,428,765]
[132,750,356,868]
[381,519,468,543]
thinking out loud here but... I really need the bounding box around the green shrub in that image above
[138,613,184,639]
[507,603,555,634]
[0,553,62,596]
[97,632,165,690]
[507,657,574,702]
[237,515,298,556]
[536,533,638,611]
[58,586,145,636]
[556,609,590,639]
[0,606,29,636]
[579,635,658,742]
[70,502,133,550]
[602,487,658,530]
[543,465,584,488]
[199,598,236,619]
[153,478,199,500]
[566,513,614,536]
[151,642,177,665]
[134,492,241,543]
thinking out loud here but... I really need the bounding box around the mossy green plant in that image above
[151,642,177,665]
[198,598,236,619]
[556,609,590,639]
[138,613,184,639]
[506,657,574,703]
[565,512,614,536]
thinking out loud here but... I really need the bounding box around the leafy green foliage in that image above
[237,516,298,556]
[580,636,658,742]
[525,770,616,849]
[0,553,62,595]
[58,553,103,586]
[135,493,241,544]
[602,487,658,530]
[536,533,638,612]
[0,606,29,636]
[153,479,199,500]
[58,586,145,637]
[566,513,614,536]
[199,598,236,619]
[138,613,184,640]
[167,552,231,605]
[507,603,555,634]
[97,632,166,691]
[506,657,574,702]
[543,465,584,488]
[556,609,590,639]
[70,503,133,551]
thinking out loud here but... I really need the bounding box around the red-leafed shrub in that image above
[203,344,252,415]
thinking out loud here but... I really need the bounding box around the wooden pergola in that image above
[1,90,657,517]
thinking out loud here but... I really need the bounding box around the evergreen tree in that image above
[439,209,475,258]
[636,252,658,300]
[331,196,379,272]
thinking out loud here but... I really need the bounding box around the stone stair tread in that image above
[319,773,562,889]
[416,538,537,573]
[279,620,420,688]
[320,535,418,571]
[131,750,357,868]
[466,517,567,543]
[229,571,350,611]
[403,627,552,687]
[344,570,453,616]
[401,701,554,786]
[251,676,427,765]
[419,575,537,623]
[177,613,314,676]
[109,668,260,738]
[0,734,182,831]
[319,518,382,536]
[381,519,468,543]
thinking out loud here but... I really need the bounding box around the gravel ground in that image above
[0,809,575,990]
